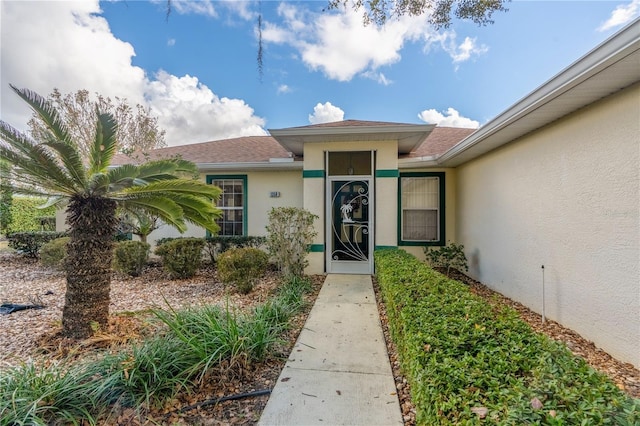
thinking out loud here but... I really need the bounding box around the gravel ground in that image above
[0,253,290,369]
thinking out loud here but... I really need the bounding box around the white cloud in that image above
[263,5,483,82]
[159,0,217,18]
[417,107,480,128]
[277,84,292,94]
[167,38,176,47]
[598,0,640,31]
[449,37,488,63]
[362,71,393,86]
[0,1,266,146]
[147,71,267,145]
[309,102,345,124]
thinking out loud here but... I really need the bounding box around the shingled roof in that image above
[111,135,292,166]
[401,126,476,159]
[111,122,475,167]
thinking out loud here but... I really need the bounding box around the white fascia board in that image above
[398,156,440,168]
[438,18,640,167]
[196,161,303,171]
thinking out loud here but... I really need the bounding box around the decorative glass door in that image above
[327,179,373,274]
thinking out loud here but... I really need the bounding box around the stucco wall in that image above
[455,83,640,367]
[144,169,303,246]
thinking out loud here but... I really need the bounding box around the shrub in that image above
[424,242,468,276]
[7,196,56,233]
[204,235,266,264]
[40,237,70,269]
[266,207,318,278]
[113,241,150,277]
[374,248,640,425]
[7,231,68,258]
[217,247,269,294]
[154,237,205,279]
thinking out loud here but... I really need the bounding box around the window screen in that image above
[401,176,440,242]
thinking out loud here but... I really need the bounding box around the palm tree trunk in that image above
[62,196,117,339]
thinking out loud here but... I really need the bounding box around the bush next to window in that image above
[154,238,205,279]
[204,235,266,264]
[8,231,68,258]
[113,241,150,277]
[424,242,468,277]
[39,237,70,269]
[374,248,639,425]
[266,207,318,278]
[217,247,269,294]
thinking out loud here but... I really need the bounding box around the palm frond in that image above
[88,111,118,175]
[0,145,78,194]
[9,85,73,144]
[119,179,222,199]
[119,197,187,232]
[42,140,87,186]
[0,121,37,157]
[39,195,67,209]
[87,173,111,195]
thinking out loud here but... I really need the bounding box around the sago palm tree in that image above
[0,85,221,339]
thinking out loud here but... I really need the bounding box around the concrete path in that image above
[258,274,403,426]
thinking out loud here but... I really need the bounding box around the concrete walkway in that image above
[258,274,403,426]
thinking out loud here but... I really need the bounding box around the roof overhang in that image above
[269,124,435,156]
[439,18,640,167]
[195,160,303,172]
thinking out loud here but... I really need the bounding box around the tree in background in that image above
[0,160,12,236]
[327,0,508,27]
[0,85,221,339]
[27,88,166,161]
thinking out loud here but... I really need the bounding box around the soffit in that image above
[270,122,435,155]
[439,19,640,167]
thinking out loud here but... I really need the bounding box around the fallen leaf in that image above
[336,390,341,395]
[471,407,488,418]
[281,377,291,382]
[531,397,543,410]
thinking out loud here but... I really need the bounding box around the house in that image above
[107,19,639,367]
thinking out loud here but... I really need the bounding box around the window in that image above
[398,172,445,245]
[207,175,247,236]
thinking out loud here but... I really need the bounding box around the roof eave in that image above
[438,18,640,168]
[270,124,435,156]
[196,160,303,172]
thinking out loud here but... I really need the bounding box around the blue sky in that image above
[1,1,638,146]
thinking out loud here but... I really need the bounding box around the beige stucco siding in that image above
[244,170,303,235]
[144,170,303,246]
[455,83,640,367]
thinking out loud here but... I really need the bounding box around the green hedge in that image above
[7,231,68,258]
[7,197,56,233]
[374,248,639,425]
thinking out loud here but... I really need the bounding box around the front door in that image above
[327,178,373,274]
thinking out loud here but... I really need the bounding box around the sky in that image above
[1,0,638,147]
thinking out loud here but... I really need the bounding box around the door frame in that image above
[325,176,374,274]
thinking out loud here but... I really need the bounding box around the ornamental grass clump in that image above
[374,248,639,425]
[0,274,313,425]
